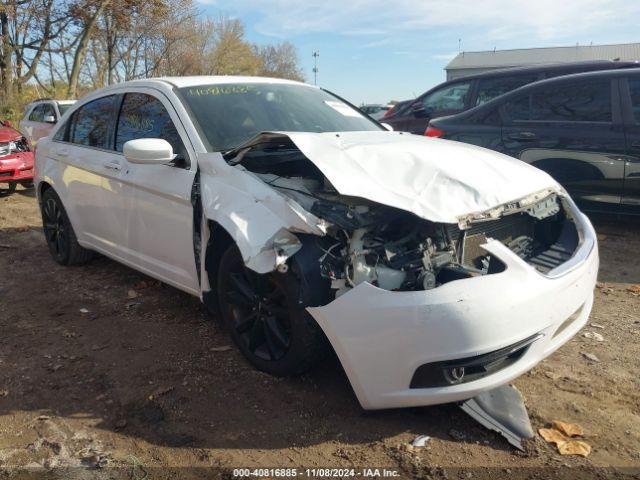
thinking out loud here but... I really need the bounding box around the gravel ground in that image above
[0,187,639,479]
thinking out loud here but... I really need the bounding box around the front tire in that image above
[217,245,328,376]
[41,189,93,266]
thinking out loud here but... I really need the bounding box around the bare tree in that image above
[256,41,304,81]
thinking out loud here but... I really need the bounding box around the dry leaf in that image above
[558,440,591,457]
[627,285,640,294]
[551,420,584,437]
[127,289,139,299]
[539,428,568,446]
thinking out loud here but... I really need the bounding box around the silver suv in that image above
[21,99,76,144]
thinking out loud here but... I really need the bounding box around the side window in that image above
[53,121,68,141]
[29,105,45,122]
[423,82,472,112]
[69,96,116,149]
[627,78,640,123]
[504,95,531,121]
[531,80,611,122]
[42,103,56,122]
[115,93,184,157]
[475,75,538,106]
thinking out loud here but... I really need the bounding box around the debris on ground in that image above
[583,331,604,342]
[590,323,605,329]
[411,435,432,447]
[581,352,600,362]
[627,284,640,295]
[210,345,232,352]
[0,389,8,397]
[539,420,591,457]
[148,385,174,400]
[596,282,614,294]
[79,308,89,314]
[460,384,533,451]
[127,289,139,299]
[596,233,607,241]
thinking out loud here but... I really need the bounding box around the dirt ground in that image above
[0,187,639,479]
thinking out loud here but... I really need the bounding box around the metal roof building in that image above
[445,42,640,80]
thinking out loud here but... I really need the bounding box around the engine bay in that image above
[228,139,578,295]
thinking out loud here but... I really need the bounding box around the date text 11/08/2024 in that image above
[233,468,400,477]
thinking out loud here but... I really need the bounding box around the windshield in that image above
[57,103,74,116]
[178,83,382,152]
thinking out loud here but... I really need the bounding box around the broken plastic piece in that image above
[460,384,534,451]
[411,435,432,447]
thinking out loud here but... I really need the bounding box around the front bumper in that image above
[308,205,598,410]
[0,152,35,183]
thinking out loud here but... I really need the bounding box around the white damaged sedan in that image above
[35,76,598,410]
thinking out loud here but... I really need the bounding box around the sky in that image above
[196,0,640,105]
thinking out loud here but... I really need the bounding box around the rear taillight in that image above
[425,125,444,138]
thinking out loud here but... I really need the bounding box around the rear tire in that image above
[40,189,94,266]
[217,245,328,376]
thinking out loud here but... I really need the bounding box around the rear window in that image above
[531,80,611,122]
[475,75,538,106]
[504,80,611,122]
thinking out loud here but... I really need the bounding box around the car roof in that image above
[447,60,639,82]
[122,75,311,89]
[435,66,640,122]
[72,75,318,105]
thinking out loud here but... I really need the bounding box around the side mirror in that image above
[381,123,394,131]
[44,115,56,124]
[123,138,176,165]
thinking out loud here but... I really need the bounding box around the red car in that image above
[0,120,34,194]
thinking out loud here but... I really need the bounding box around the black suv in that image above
[384,60,638,134]
[428,68,640,215]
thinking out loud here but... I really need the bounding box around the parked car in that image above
[359,103,391,120]
[385,60,639,134]
[382,99,412,119]
[35,76,597,410]
[428,68,640,216]
[21,99,76,144]
[0,120,34,194]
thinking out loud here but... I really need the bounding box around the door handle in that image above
[508,131,537,141]
[55,147,69,157]
[104,162,122,171]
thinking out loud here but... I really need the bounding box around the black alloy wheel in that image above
[217,245,328,376]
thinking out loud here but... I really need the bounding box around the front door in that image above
[107,89,199,294]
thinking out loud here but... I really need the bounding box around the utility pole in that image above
[312,51,319,85]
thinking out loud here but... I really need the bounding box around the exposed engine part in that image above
[233,142,577,293]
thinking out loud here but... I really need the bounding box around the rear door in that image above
[50,95,122,252]
[501,76,626,213]
[620,76,640,213]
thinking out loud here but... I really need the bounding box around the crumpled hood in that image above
[279,130,560,224]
